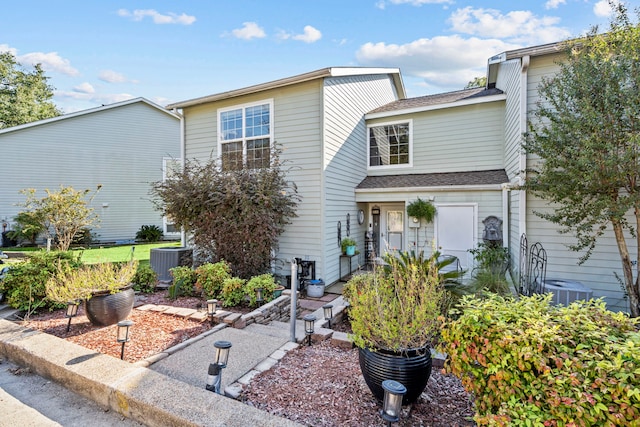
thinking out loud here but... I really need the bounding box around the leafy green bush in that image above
[440,294,640,426]
[168,266,196,299]
[195,261,231,299]
[0,251,83,312]
[132,263,157,293]
[244,273,278,307]
[220,277,246,307]
[468,242,510,276]
[135,225,164,243]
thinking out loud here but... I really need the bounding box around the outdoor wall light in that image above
[303,314,316,346]
[380,379,407,426]
[65,301,79,332]
[206,299,218,325]
[255,287,264,305]
[206,340,232,394]
[116,320,133,360]
[322,304,333,328]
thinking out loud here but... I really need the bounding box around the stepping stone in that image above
[135,304,156,311]
[190,311,209,321]
[174,308,197,318]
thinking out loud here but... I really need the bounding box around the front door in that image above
[379,204,405,257]
[435,204,476,271]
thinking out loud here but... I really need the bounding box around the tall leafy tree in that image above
[523,2,640,316]
[151,146,300,278]
[0,52,61,129]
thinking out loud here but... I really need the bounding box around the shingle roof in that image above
[356,169,509,190]
[368,87,504,115]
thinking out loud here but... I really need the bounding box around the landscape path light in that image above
[322,304,333,328]
[380,379,406,426]
[206,299,218,325]
[65,301,79,332]
[116,320,133,360]
[206,340,232,394]
[255,287,264,305]
[303,314,316,346]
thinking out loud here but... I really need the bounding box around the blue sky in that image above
[2,0,636,113]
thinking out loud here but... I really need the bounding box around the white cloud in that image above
[292,26,322,43]
[377,0,453,8]
[357,35,520,90]
[56,89,135,105]
[545,0,566,9]
[73,82,95,94]
[231,22,266,40]
[0,44,18,56]
[594,0,618,17]
[117,9,196,25]
[99,70,129,83]
[448,7,571,44]
[18,51,80,76]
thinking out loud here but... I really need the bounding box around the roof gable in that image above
[0,97,179,135]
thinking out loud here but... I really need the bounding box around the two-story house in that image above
[168,40,632,313]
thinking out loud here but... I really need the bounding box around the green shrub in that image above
[132,263,157,293]
[440,293,640,426]
[135,225,163,243]
[220,277,246,307]
[195,261,231,299]
[168,266,196,299]
[0,251,83,312]
[244,273,278,307]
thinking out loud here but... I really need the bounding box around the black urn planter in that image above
[84,285,135,327]
[358,346,433,404]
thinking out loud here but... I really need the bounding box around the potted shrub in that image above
[343,251,446,404]
[46,260,138,326]
[341,237,357,256]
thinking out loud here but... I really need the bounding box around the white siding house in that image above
[0,98,181,243]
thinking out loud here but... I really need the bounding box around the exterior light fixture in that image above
[380,379,406,426]
[65,301,79,332]
[303,314,316,346]
[116,320,133,360]
[206,340,232,394]
[206,299,218,325]
[255,287,264,305]
[322,304,333,328]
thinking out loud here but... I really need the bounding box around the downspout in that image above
[174,108,187,247]
[501,183,510,251]
[518,56,530,239]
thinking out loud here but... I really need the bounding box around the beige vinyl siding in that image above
[181,80,324,276]
[0,102,180,242]
[366,101,505,176]
[495,58,525,271]
[322,74,398,283]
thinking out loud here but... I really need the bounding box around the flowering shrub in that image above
[195,261,231,298]
[440,293,640,426]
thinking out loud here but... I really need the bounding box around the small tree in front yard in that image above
[17,185,101,251]
[523,3,640,316]
[151,146,300,278]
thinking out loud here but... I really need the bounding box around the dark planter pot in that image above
[84,285,135,327]
[358,346,432,404]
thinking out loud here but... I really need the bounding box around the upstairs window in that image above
[219,100,273,171]
[368,121,412,168]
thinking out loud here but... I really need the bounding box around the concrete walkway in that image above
[0,292,349,426]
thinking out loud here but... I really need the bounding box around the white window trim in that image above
[366,119,413,170]
[217,98,274,169]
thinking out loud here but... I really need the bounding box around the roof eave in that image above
[365,93,506,120]
[166,67,404,109]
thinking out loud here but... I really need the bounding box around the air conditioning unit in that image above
[150,247,193,282]
[542,278,593,306]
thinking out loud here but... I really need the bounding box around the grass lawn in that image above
[3,242,181,265]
